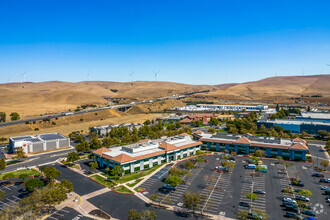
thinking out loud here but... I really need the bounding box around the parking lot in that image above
[46,206,93,220]
[137,152,330,219]
[0,181,28,211]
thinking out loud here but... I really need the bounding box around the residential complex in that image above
[173,104,271,112]
[257,119,330,134]
[9,133,70,154]
[91,123,143,136]
[193,131,309,161]
[92,134,202,173]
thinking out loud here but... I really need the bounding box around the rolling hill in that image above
[0,75,329,117]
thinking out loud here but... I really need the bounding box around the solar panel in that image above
[39,133,66,141]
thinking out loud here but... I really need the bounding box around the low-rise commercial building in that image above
[92,134,202,173]
[173,104,270,112]
[180,113,215,125]
[193,131,309,161]
[296,112,330,123]
[9,133,70,154]
[257,119,330,134]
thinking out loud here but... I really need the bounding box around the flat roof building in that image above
[92,134,202,173]
[173,104,271,112]
[91,123,143,136]
[9,133,70,154]
[193,131,309,161]
[296,112,330,123]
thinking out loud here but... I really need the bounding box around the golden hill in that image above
[203,75,330,103]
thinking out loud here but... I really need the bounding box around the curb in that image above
[112,189,134,195]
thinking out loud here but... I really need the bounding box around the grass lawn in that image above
[89,174,117,188]
[0,169,41,179]
[127,178,143,187]
[105,165,160,184]
[113,185,133,194]
[134,187,145,192]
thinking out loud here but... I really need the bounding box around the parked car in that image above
[312,173,324,177]
[300,203,312,210]
[162,184,176,191]
[239,202,250,208]
[301,210,316,217]
[303,217,317,220]
[319,178,330,183]
[253,190,266,195]
[326,198,330,203]
[296,195,310,202]
[283,202,298,208]
[247,213,263,219]
[284,205,299,213]
[321,186,329,190]
[283,198,297,203]
[284,211,301,219]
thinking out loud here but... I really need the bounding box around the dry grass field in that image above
[0,109,162,138]
[127,99,185,113]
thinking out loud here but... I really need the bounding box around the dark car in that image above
[296,195,310,202]
[283,202,298,208]
[301,210,316,217]
[284,211,301,219]
[319,178,330,183]
[284,205,299,213]
[247,213,263,219]
[312,173,324,178]
[239,202,250,208]
[300,203,312,210]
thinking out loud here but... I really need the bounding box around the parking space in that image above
[0,182,27,211]
[76,158,94,175]
[46,206,93,220]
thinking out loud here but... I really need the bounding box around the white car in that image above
[282,198,297,203]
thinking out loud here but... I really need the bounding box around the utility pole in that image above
[250,180,254,214]
[317,153,319,169]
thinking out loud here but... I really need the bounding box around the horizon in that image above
[1,0,330,84]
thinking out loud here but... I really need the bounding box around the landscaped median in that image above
[88,174,117,188]
[0,169,41,180]
[134,186,146,193]
[112,185,134,194]
[126,178,143,187]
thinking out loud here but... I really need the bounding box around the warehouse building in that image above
[9,133,70,154]
[257,119,330,134]
[173,104,272,112]
[295,112,330,123]
[193,131,309,161]
[92,134,202,173]
[91,123,143,136]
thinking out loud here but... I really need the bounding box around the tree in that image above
[318,130,329,139]
[0,158,6,171]
[90,138,102,149]
[184,161,194,170]
[2,172,15,180]
[15,148,26,160]
[111,165,123,177]
[183,191,204,213]
[301,131,308,138]
[24,179,44,192]
[246,193,257,201]
[67,152,80,162]
[222,161,235,170]
[88,131,98,140]
[59,179,73,194]
[320,160,329,170]
[237,210,248,220]
[0,112,6,122]
[150,194,158,203]
[298,189,312,197]
[168,167,184,176]
[254,150,262,157]
[128,209,141,220]
[141,210,157,220]
[208,127,216,133]
[9,112,20,121]
[41,165,61,180]
[0,190,5,201]
[89,161,99,172]
[165,175,182,187]
[75,141,90,153]
[18,173,30,181]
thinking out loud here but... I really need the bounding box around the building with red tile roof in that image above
[195,131,309,161]
[180,113,215,124]
[92,134,202,173]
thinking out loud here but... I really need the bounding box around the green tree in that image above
[41,165,61,180]
[318,130,329,139]
[9,112,20,121]
[183,191,204,213]
[298,189,312,197]
[320,160,329,170]
[141,210,157,220]
[88,131,98,140]
[0,158,6,171]
[184,161,194,170]
[208,127,216,133]
[237,210,248,220]
[89,161,99,172]
[24,179,44,192]
[246,193,257,201]
[165,175,182,187]
[150,194,158,203]
[90,138,102,149]
[15,148,27,160]
[222,161,235,170]
[59,179,73,194]
[175,120,182,128]
[0,190,5,201]
[67,152,80,162]
[18,173,30,181]
[2,172,15,180]
[111,165,123,177]
[168,167,184,176]
[254,150,262,157]
[0,112,6,122]
[128,209,141,220]
[75,141,90,153]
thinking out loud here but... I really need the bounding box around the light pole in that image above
[250,181,254,214]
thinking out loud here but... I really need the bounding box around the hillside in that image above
[127,99,185,113]
[0,81,213,117]
[203,75,330,103]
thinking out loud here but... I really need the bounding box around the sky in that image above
[0,0,330,85]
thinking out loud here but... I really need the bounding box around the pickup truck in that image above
[163,184,176,191]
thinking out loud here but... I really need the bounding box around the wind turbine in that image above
[20,72,26,83]
[8,75,12,82]
[87,73,92,81]
[153,70,160,81]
